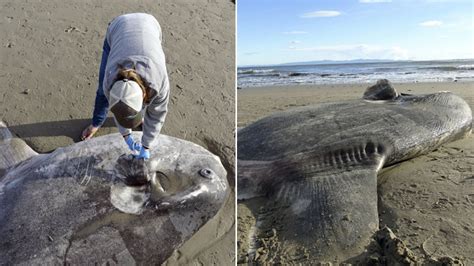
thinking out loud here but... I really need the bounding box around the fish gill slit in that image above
[348,147,356,163]
[339,150,347,164]
[304,148,363,177]
[344,149,352,164]
[334,150,342,167]
[331,149,354,169]
[354,146,362,162]
[360,143,368,159]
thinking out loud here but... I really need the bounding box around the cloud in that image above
[286,44,409,60]
[290,40,301,44]
[419,20,443,27]
[359,0,392,3]
[243,52,260,56]
[300,10,341,18]
[423,0,470,2]
[282,31,308,34]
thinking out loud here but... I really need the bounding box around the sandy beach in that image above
[0,0,235,264]
[237,81,474,264]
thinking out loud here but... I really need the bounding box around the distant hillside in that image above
[237,58,473,69]
[280,59,401,66]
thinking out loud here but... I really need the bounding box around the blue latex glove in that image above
[133,146,150,160]
[124,135,141,152]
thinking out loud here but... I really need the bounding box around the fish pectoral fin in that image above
[255,148,387,262]
[257,167,380,262]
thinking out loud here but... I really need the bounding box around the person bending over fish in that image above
[81,13,170,168]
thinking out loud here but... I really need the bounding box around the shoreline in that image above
[238,79,474,89]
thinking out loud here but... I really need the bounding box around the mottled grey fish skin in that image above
[0,128,228,265]
[363,79,399,100]
[238,91,472,263]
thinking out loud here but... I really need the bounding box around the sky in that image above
[237,0,474,66]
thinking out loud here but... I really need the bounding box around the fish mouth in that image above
[149,171,190,200]
[110,166,222,215]
[111,154,194,214]
[109,170,192,215]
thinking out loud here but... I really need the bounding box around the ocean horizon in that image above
[237,59,474,88]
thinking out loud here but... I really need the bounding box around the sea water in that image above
[237,59,474,88]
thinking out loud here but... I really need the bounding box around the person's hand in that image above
[81,125,99,140]
[133,146,150,160]
[124,135,141,152]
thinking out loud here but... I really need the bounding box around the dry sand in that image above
[237,81,474,264]
[0,0,235,265]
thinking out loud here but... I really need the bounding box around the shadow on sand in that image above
[6,118,117,142]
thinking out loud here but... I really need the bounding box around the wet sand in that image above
[0,0,235,264]
[237,81,474,264]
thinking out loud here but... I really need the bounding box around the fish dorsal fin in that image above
[363,79,399,101]
[0,121,37,176]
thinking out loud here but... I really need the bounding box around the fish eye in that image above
[199,168,214,178]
